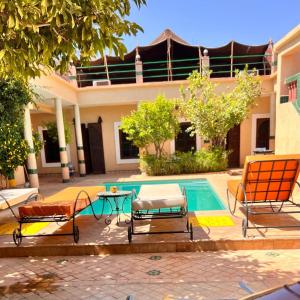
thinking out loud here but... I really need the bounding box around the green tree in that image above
[0,79,35,180]
[180,69,261,149]
[0,78,33,127]
[44,120,72,145]
[32,132,43,157]
[0,0,146,79]
[0,124,30,179]
[120,95,180,158]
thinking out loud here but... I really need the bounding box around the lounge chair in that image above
[241,281,300,299]
[0,188,38,210]
[5,186,105,246]
[128,183,193,242]
[227,154,300,237]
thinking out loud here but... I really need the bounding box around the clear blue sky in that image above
[123,0,300,51]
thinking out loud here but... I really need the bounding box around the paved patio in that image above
[0,249,299,299]
[0,171,299,255]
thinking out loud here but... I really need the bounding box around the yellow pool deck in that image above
[0,171,299,257]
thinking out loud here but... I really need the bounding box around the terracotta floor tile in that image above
[1,250,299,299]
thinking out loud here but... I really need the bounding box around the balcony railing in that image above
[70,54,271,87]
[284,73,300,113]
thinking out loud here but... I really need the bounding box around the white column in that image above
[55,98,70,183]
[269,93,276,150]
[24,105,39,188]
[74,104,86,176]
[201,49,210,77]
[135,52,143,84]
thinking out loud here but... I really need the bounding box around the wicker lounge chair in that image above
[227,154,300,237]
[128,183,193,242]
[4,186,105,246]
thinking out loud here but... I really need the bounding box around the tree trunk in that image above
[211,137,226,149]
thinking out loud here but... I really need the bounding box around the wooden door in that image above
[256,118,270,149]
[226,124,240,168]
[81,124,92,174]
[88,122,105,174]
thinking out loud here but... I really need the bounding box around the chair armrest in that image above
[24,192,44,204]
[0,194,18,219]
[292,181,300,204]
[181,186,188,211]
[131,189,137,201]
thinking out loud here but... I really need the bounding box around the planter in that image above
[8,178,16,188]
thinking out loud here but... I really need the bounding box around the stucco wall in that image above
[239,96,271,165]
[275,27,300,155]
[30,77,274,173]
[275,102,300,154]
[30,110,77,175]
[79,104,139,172]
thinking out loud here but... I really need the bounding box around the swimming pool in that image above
[81,179,225,216]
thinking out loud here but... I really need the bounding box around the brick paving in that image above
[0,250,299,299]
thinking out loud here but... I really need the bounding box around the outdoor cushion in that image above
[18,186,105,218]
[132,184,186,211]
[227,179,243,201]
[0,188,38,210]
[228,154,300,202]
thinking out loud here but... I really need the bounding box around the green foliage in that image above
[0,78,34,128]
[45,121,72,145]
[32,132,43,156]
[140,149,228,176]
[120,95,180,158]
[0,124,30,179]
[180,68,261,149]
[0,79,35,179]
[0,0,146,79]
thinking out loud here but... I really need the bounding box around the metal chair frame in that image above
[227,159,300,237]
[1,190,101,246]
[128,187,193,242]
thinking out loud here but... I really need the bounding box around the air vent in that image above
[93,80,111,86]
[247,69,259,76]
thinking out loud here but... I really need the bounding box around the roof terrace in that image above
[71,29,273,88]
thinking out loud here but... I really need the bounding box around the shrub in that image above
[180,69,261,149]
[44,120,72,145]
[120,95,180,158]
[0,124,30,179]
[140,148,228,176]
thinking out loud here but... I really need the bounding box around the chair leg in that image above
[128,224,132,243]
[189,223,193,241]
[13,222,22,246]
[72,217,79,243]
[226,189,238,215]
[242,204,250,238]
[186,217,189,231]
[242,218,247,238]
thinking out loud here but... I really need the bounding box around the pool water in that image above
[81,179,225,216]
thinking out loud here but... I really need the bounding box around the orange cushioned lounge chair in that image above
[8,186,105,246]
[226,154,300,237]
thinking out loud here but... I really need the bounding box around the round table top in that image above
[97,190,132,197]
